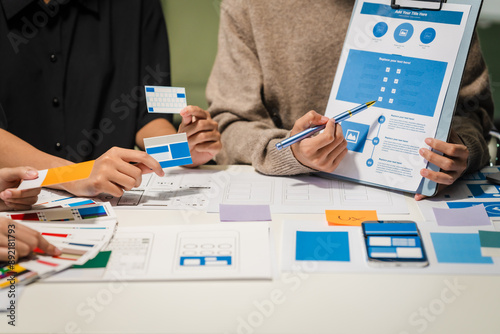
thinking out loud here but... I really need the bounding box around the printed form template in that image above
[325,0,470,192]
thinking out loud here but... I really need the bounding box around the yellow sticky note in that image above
[18,160,95,190]
[325,210,378,226]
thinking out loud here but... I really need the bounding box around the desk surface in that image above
[1,169,499,334]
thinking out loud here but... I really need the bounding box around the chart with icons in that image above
[145,86,187,114]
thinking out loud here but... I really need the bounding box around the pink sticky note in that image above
[219,204,271,222]
[433,204,491,227]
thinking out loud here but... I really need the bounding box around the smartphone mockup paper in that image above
[362,221,429,267]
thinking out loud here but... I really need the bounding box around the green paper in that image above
[479,231,500,248]
[72,251,111,269]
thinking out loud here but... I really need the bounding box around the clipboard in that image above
[317,0,484,196]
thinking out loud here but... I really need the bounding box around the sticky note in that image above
[144,133,193,168]
[431,233,493,264]
[145,86,187,114]
[219,204,272,222]
[325,210,378,226]
[433,205,491,227]
[295,231,350,262]
[18,160,95,190]
[479,230,500,257]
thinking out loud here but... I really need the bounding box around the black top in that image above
[0,0,172,162]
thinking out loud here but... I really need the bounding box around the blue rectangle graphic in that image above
[146,87,155,92]
[360,3,463,25]
[159,157,193,169]
[180,256,232,266]
[146,145,170,155]
[363,222,418,235]
[447,202,500,218]
[336,50,447,117]
[170,142,191,159]
[295,231,350,262]
[431,233,493,264]
[177,93,186,98]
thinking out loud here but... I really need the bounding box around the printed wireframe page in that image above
[324,0,470,193]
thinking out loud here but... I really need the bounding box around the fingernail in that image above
[321,116,329,123]
[26,169,38,178]
[2,190,12,199]
[54,247,62,256]
[421,169,428,177]
[424,138,432,145]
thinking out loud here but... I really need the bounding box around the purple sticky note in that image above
[433,204,491,227]
[219,204,272,222]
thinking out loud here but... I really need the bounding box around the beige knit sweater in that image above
[207,0,494,176]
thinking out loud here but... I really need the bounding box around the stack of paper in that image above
[0,203,117,288]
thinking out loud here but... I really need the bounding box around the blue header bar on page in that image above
[361,3,463,25]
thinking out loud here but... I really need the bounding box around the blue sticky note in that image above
[295,231,350,262]
[431,233,493,264]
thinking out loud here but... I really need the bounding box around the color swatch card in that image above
[145,86,187,114]
[17,160,95,190]
[144,133,193,168]
[3,203,115,223]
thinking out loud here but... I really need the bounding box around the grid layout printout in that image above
[207,168,409,214]
[324,0,471,193]
[144,133,193,169]
[145,86,187,114]
[102,167,219,210]
[44,222,272,282]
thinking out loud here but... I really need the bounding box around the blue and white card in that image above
[144,133,192,168]
[145,86,187,114]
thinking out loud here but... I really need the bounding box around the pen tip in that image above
[367,101,376,107]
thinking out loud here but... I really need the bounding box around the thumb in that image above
[1,167,38,182]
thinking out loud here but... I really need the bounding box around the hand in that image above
[0,217,61,262]
[61,147,165,197]
[178,106,222,167]
[0,167,41,210]
[290,111,348,172]
[415,131,468,201]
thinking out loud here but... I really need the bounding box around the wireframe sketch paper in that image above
[323,0,470,193]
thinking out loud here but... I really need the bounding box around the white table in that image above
[1,178,499,334]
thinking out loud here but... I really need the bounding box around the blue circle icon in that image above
[378,116,386,124]
[372,137,380,146]
[373,22,388,38]
[420,28,436,44]
[366,159,374,167]
[394,23,414,43]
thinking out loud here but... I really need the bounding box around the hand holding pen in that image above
[276,101,375,150]
[279,101,375,173]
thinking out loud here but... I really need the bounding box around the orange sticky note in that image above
[18,160,95,190]
[325,210,378,226]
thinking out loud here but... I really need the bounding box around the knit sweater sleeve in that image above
[206,0,314,176]
[452,33,494,174]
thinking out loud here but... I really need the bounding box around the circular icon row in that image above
[373,22,436,44]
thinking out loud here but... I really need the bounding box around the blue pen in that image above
[275,100,376,150]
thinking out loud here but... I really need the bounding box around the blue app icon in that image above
[420,28,436,44]
[373,22,388,38]
[341,121,370,153]
[394,23,414,43]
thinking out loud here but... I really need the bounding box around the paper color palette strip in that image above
[18,160,95,190]
[144,133,193,168]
